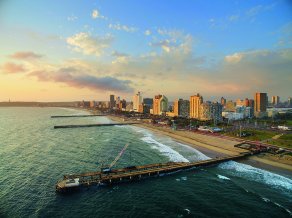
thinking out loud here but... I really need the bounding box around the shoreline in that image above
[107,115,292,177]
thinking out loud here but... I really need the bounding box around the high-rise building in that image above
[115,96,121,110]
[254,92,268,118]
[199,102,223,122]
[133,92,143,112]
[271,96,280,105]
[89,101,96,108]
[120,99,127,110]
[236,99,244,107]
[126,102,133,112]
[143,98,153,107]
[221,97,226,106]
[199,102,211,121]
[254,92,267,112]
[225,100,236,112]
[110,95,115,109]
[190,93,203,119]
[288,97,292,107]
[211,102,223,123]
[248,99,254,117]
[244,98,249,107]
[153,95,168,115]
[174,99,190,117]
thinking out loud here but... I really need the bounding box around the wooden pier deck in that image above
[54,122,139,129]
[51,114,107,118]
[56,152,252,192]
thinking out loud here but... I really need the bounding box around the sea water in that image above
[0,107,291,217]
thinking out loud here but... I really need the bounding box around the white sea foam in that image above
[217,174,231,180]
[141,136,189,162]
[176,142,211,161]
[274,202,292,215]
[261,197,270,202]
[130,125,211,162]
[181,176,187,181]
[219,161,292,191]
[114,125,125,128]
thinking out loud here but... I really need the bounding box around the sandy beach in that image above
[107,115,292,176]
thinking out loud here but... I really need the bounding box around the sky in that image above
[0,0,291,102]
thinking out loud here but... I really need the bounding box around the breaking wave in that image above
[219,161,292,191]
[217,174,231,180]
[141,135,189,162]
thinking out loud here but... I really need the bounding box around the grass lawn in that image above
[226,129,292,148]
[271,133,292,149]
[286,120,292,126]
[227,129,277,141]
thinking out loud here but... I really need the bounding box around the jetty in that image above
[56,152,255,192]
[54,122,138,129]
[51,114,107,118]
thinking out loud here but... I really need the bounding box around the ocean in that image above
[0,107,291,218]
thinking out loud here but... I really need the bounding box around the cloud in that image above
[229,15,239,22]
[108,23,137,32]
[1,62,26,74]
[144,30,151,36]
[246,5,263,17]
[150,30,193,55]
[224,53,243,63]
[111,51,130,64]
[29,68,133,93]
[9,51,43,60]
[91,9,106,19]
[67,15,78,21]
[150,39,172,53]
[66,32,113,57]
[203,48,292,98]
[246,3,276,18]
[224,50,274,63]
[277,22,292,47]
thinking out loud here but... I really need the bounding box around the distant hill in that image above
[0,102,79,107]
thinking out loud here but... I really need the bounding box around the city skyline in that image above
[0,0,292,101]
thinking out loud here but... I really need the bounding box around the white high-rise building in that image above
[133,92,143,112]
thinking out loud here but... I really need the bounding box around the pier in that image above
[51,114,107,118]
[56,152,254,192]
[54,122,139,129]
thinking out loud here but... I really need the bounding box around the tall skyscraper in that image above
[254,93,267,117]
[248,99,254,117]
[221,97,226,106]
[211,102,223,123]
[110,94,115,109]
[199,102,211,121]
[174,99,190,117]
[236,99,244,107]
[225,100,236,112]
[244,98,249,107]
[116,96,121,109]
[190,93,203,119]
[271,96,280,105]
[143,98,153,107]
[133,92,143,112]
[153,95,168,115]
